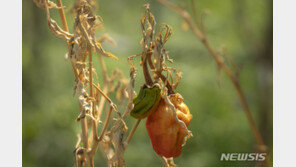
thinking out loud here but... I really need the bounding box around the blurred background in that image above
[23,0,272,166]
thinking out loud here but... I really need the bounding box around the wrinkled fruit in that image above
[130,84,162,119]
[146,93,192,158]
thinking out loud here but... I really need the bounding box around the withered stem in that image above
[191,0,201,28]
[143,55,153,86]
[98,52,109,84]
[89,49,93,97]
[97,86,108,119]
[147,55,174,94]
[88,47,99,164]
[80,117,89,148]
[85,79,112,103]
[98,106,113,141]
[125,119,141,145]
[56,0,69,32]
[55,0,78,79]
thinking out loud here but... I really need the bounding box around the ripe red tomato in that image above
[146,93,192,158]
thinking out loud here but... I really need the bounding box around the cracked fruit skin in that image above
[146,93,192,158]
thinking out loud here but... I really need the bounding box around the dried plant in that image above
[33,0,140,166]
[128,4,193,167]
[33,0,192,167]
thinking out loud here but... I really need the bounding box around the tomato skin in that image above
[146,93,192,158]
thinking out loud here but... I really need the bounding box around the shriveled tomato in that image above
[146,93,192,158]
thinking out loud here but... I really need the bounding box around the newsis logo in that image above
[220,153,266,161]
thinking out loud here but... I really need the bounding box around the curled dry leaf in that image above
[33,0,60,9]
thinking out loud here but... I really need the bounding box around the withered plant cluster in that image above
[33,0,270,166]
[33,0,193,166]
[128,4,192,166]
[33,0,141,166]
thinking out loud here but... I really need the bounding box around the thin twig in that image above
[125,119,141,145]
[56,0,69,31]
[88,47,99,166]
[191,0,201,28]
[98,106,113,141]
[80,116,89,148]
[55,0,78,79]
[75,135,82,148]
[96,86,108,118]
[143,55,153,86]
[97,50,109,84]
[89,48,93,97]
[85,79,112,104]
